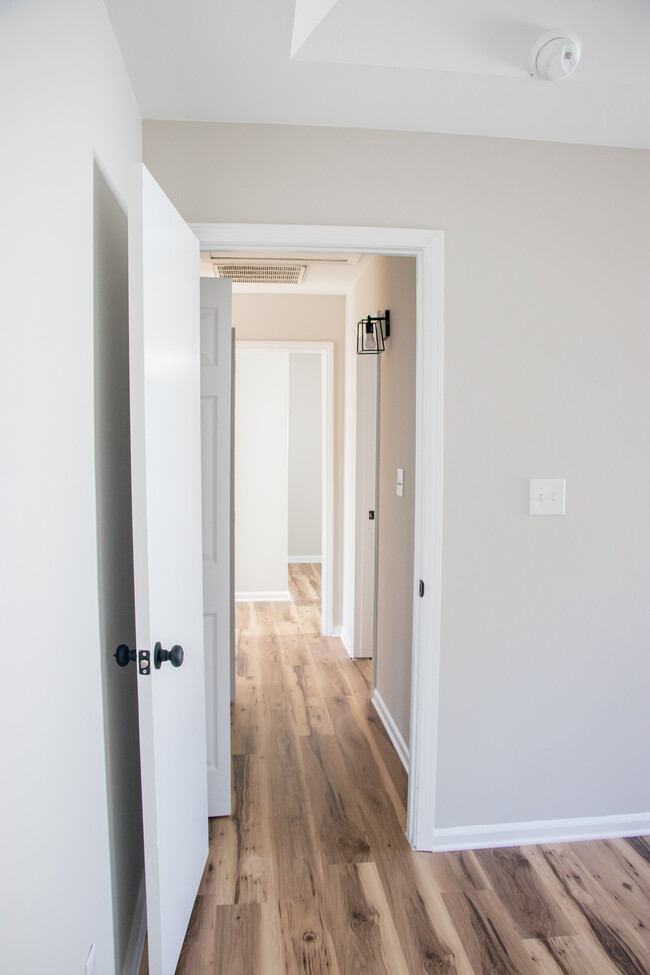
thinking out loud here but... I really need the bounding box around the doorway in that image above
[194,223,444,852]
[234,341,335,636]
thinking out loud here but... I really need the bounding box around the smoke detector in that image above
[529,30,581,82]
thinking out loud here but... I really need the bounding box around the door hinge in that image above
[418,579,425,597]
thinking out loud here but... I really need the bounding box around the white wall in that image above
[235,351,289,598]
[288,353,322,561]
[0,2,142,973]
[144,121,650,837]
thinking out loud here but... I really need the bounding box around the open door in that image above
[200,277,233,816]
[128,165,208,975]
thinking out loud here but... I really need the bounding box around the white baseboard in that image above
[288,556,322,563]
[122,872,146,975]
[334,626,353,657]
[430,812,650,853]
[235,590,290,602]
[371,689,410,773]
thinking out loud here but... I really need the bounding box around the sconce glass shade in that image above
[357,316,385,354]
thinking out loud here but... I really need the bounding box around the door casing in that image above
[192,223,444,852]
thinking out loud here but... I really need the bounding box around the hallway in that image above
[175,565,650,974]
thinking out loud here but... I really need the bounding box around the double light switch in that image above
[530,478,565,516]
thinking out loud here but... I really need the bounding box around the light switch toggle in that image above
[396,468,404,498]
[530,478,565,516]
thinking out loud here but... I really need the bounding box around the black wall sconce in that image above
[357,310,390,354]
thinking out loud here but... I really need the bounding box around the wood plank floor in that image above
[174,564,650,975]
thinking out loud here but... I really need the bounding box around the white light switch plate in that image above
[530,478,565,516]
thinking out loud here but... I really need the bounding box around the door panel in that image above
[128,164,208,975]
[200,278,233,816]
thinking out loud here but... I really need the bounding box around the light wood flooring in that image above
[175,563,650,974]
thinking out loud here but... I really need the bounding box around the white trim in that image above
[334,625,353,657]
[236,339,334,637]
[121,872,147,975]
[408,226,445,851]
[431,812,650,853]
[191,223,445,853]
[235,590,291,602]
[321,342,334,637]
[289,556,322,563]
[353,355,379,661]
[371,689,410,773]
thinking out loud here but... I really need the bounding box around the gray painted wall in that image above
[145,120,650,832]
[94,164,144,972]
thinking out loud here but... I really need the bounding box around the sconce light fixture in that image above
[357,310,390,354]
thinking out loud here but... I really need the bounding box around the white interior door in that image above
[128,165,208,975]
[200,277,233,817]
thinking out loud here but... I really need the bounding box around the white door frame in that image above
[192,223,444,851]
[235,340,335,637]
[354,354,379,661]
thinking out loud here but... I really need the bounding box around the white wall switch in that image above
[529,478,565,516]
[396,468,404,497]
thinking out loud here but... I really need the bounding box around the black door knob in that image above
[114,644,137,667]
[154,642,184,669]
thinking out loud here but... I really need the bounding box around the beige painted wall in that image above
[289,353,322,560]
[232,294,345,621]
[345,257,416,741]
[144,121,650,833]
[235,351,290,596]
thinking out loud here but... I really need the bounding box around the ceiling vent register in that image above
[213,263,307,285]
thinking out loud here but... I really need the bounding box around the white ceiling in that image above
[292,0,650,86]
[104,0,650,148]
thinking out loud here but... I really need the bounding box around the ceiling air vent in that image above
[213,263,307,285]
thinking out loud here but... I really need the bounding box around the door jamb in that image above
[192,223,444,851]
